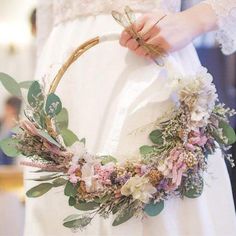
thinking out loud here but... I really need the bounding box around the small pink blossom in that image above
[94,163,115,185]
[189,130,208,147]
[69,174,79,184]
[21,120,39,136]
[159,148,187,189]
[68,164,80,184]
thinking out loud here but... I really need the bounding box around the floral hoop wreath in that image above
[0,31,235,231]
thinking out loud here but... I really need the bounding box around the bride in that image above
[24,0,236,236]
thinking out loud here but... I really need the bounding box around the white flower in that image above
[69,141,86,164]
[178,68,217,128]
[121,176,157,203]
[81,162,103,193]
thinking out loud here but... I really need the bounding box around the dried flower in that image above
[121,176,157,203]
[178,68,217,128]
[147,169,163,186]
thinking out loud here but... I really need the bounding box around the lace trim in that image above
[204,0,236,55]
[52,0,181,25]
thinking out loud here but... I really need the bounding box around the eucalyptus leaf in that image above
[27,81,44,108]
[63,216,92,229]
[69,197,76,206]
[139,145,155,155]
[27,173,60,182]
[0,137,20,157]
[144,200,164,216]
[63,214,81,222]
[112,207,135,226]
[149,129,163,145]
[219,120,236,145]
[0,72,22,97]
[45,93,62,117]
[55,108,69,130]
[52,178,67,187]
[112,199,126,215]
[64,181,78,197]
[37,129,61,148]
[19,80,34,89]
[60,128,79,147]
[26,183,53,198]
[101,155,117,165]
[184,177,204,199]
[74,201,100,211]
[80,138,86,145]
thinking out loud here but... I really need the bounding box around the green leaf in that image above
[63,216,92,229]
[64,181,78,197]
[69,197,76,206]
[45,93,62,117]
[112,207,135,226]
[80,138,86,145]
[52,178,67,187]
[26,183,53,198]
[0,72,22,97]
[139,145,155,155]
[219,120,236,145]
[101,155,117,165]
[60,128,79,147]
[112,199,126,215]
[0,137,20,157]
[19,80,34,89]
[63,214,81,223]
[55,108,69,131]
[37,129,61,148]
[144,200,164,217]
[28,173,60,182]
[149,129,163,145]
[74,201,100,211]
[184,177,204,199]
[27,81,44,108]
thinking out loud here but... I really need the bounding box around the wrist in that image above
[181,3,218,39]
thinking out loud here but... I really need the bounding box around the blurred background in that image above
[0,1,36,236]
[0,1,235,236]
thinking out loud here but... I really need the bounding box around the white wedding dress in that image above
[24,1,236,236]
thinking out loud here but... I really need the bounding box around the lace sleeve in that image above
[203,0,236,55]
[37,0,53,56]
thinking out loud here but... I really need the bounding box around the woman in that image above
[24,0,236,235]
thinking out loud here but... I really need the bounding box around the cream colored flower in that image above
[69,141,86,164]
[178,68,217,128]
[81,162,103,193]
[121,176,157,203]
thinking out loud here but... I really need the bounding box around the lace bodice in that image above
[53,0,180,25]
[37,0,236,55]
[204,0,236,54]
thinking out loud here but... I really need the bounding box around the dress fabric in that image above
[24,1,236,236]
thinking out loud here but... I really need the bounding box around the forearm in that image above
[181,3,218,39]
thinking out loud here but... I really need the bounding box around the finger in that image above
[134,46,149,57]
[139,20,160,41]
[132,15,147,32]
[120,30,132,47]
[126,38,139,51]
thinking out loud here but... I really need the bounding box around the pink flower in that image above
[21,120,39,136]
[68,164,78,175]
[189,130,208,147]
[69,174,79,184]
[158,148,187,189]
[94,163,115,185]
[68,164,80,184]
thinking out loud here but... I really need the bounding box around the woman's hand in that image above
[120,3,218,57]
